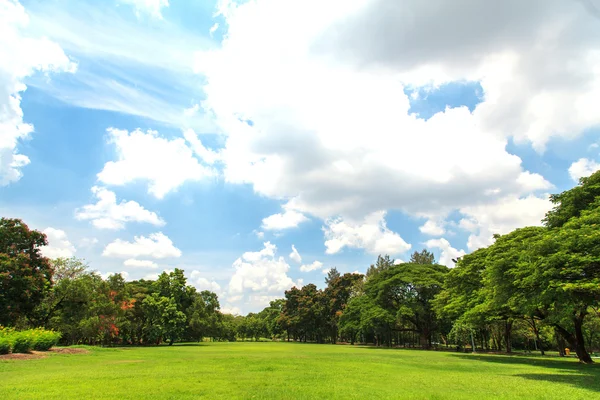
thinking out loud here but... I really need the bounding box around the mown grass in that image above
[1,342,599,399]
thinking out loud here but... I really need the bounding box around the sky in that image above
[1,0,600,315]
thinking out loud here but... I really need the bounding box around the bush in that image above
[0,337,10,354]
[11,331,34,353]
[31,329,61,351]
[0,328,61,354]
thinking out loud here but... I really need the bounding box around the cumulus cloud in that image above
[119,0,169,19]
[299,260,323,272]
[425,238,466,268]
[190,270,222,292]
[192,0,578,255]
[123,259,158,269]
[220,305,241,315]
[569,158,600,182]
[41,227,76,259]
[97,128,215,199]
[459,195,552,251]
[183,129,220,164]
[262,210,309,231]
[103,232,182,259]
[289,245,302,263]
[227,242,301,311]
[419,219,446,236]
[323,211,411,255]
[0,0,75,186]
[75,186,165,230]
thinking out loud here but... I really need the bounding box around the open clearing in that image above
[1,342,599,399]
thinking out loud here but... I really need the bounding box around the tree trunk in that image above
[554,319,594,364]
[504,320,513,353]
[531,317,545,356]
[555,329,566,356]
[573,315,594,364]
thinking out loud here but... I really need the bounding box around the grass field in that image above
[1,342,599,399]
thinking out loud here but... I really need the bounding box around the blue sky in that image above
[2,0,600,314]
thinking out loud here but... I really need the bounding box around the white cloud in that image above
[190,270,222,292]
[183,128,220,164]
[569,158,600,182]
[119,0,169,19]
[300,260,323,272]
[41,227,76,259]
[323,211,411,255]
[419,219,446,236]
[103,232,182,259]
[193,0,564,255]
[289,245,302,263]
[321,268,331,275]
[425,238,466,268]
[75,186,165,229]
[97,128,215,198]
[209,23,219,37]
[227,242,301,311]
[261,210,309,231]
[123,259,158,269]
[0,0,75,186]
[220,305,241,315]
[253,230,265,239]
[22,1,214,132]
[459,194,552,251]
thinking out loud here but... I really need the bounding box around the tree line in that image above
[1,171,599,363]
[252,171,600,364]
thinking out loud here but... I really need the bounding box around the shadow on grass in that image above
[452,353,600,392]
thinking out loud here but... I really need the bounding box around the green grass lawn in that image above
[1,342,599,399]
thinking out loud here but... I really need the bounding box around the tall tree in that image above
[409,249,435,265]
[366,255,395,279]
[367,263,448,348]
[0,218,53,326]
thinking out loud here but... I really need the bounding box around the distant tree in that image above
[33,257,89,327]
[366,263,448,348]
[325,272,364,343]
[0,218,53,326]
[365,255,395,279]
[409,249,435,265]
[325,267,341,286]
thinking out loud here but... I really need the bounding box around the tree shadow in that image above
[451,353,600,392]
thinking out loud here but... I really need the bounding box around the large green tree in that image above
[366,263,448,348]
[0,218,53,326]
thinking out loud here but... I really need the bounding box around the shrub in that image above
[31,329,61,351]
[0,337,10,355]
[11,331,34,353]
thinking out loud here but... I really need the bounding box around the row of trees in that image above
[248,172,600,364]
[0,219,227,345]
[2,171,599,363]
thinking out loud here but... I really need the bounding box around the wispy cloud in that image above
[23,0,217,132]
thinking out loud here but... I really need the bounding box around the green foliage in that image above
[0,337,10,354]
[31,328,61,351]
[11,331,34,353]
[0,218,53,326]
[0,327,59,353]
[408,249,436,264]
